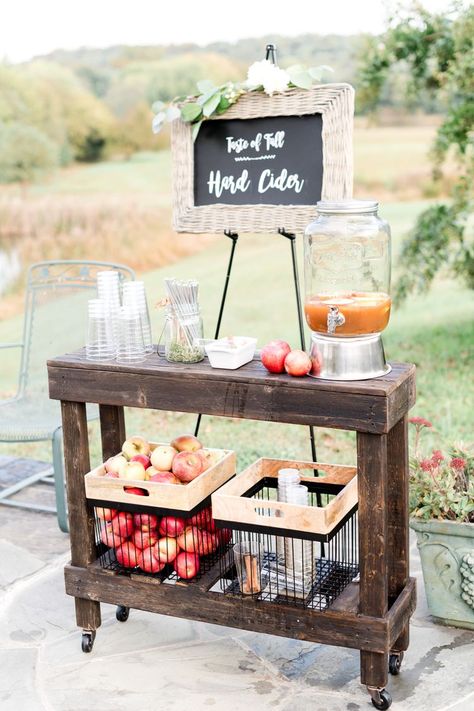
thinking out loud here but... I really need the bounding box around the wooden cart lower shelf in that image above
[64,561,416,654]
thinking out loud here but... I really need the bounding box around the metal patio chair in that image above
[0,260,135,532]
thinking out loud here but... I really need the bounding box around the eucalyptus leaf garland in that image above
[151,60,333,141]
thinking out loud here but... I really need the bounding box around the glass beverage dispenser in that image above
[304,200,391,380]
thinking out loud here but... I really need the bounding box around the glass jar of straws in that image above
[163,279,205,363]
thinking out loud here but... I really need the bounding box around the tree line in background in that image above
[0,28,448,184]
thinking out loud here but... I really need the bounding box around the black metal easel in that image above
[194,44,317,465]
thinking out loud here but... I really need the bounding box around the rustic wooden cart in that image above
[47,351,416,710]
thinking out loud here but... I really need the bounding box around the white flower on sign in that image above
[246,59,290,96]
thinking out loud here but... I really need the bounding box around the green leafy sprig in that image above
[152,63,332,141]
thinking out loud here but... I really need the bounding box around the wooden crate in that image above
[212,458,357,537]
[85,444,236,512]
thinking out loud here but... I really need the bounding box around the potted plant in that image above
[409,416,474,629]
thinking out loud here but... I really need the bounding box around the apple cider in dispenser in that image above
[304,200,392,380]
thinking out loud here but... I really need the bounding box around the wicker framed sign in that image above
[171,83,354,233]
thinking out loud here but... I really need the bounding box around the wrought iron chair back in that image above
[0,260,135,531]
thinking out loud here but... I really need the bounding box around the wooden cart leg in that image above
[357,432,389,696]
[61,401,101,635]
[387,416,410,657]
[99,404,130,625]
[99,404,126,460]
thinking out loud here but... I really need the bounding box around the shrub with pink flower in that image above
[409,419,474,523]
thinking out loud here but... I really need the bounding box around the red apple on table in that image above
[150,445,177,471]
[132,528,158,550]
[137,546,164,573]
[115,541,139,568]
[112,511,135,538]
[172,451,203,483]
[133,512,159,531]
[174,551,200,580]
[104,454,128,477]
[159,515,186,538]
[95,505,117,522]
[170,434,202,453]
[284,349,312,377]
[154,536,178,564]
[122,435,151,460]
[149,470,181,485]
[177,526,203,553]
[100,521,124,548]
[261,340,292,374]
[130,453,151,469]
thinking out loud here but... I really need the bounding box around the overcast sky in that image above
[1,0,453,63]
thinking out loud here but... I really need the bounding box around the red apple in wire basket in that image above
[159,516,186,538]
[132,528,159,550]
[154,536,179,564]
[174,551,200,580]
[115,541,139,568]
[137,546,165,574]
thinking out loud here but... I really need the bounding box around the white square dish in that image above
[205,336,257,369]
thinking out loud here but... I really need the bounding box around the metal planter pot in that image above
[410,518,474,630]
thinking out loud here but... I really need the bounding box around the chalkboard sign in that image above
[171,84,354,233]
[194,114,323,207]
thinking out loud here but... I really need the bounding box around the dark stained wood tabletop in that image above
[48,349,416,433]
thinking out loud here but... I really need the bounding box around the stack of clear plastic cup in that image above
[97,270,121,348]
[284,484,316,596]
[116,305,146,364]
[85,299,116,361]
[277,468,301,557]
[122,281,153,354]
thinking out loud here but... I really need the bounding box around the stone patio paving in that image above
[0,456,473,711]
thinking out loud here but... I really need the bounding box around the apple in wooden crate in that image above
[150,445,177,471]
[170,434,202,453]
[172,451,203,482]
[122,436,151,460]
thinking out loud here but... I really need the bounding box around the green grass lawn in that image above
[1,199,472,471]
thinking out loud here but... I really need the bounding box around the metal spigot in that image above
[327,305,345,334]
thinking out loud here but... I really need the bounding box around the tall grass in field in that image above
[0,193,213,318]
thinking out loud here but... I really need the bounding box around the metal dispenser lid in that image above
[316,200,379,215]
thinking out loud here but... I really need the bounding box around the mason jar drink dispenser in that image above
[304,200,391,380]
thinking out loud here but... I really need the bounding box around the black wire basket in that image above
[215,474,359,611]
[93,496,232,584]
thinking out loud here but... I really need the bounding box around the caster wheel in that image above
[389,651,404,675]
[116,605,130,622]
[371,689,392,710]
[81,630,96,653]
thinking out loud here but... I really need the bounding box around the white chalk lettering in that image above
[263,131,285,150]
[226,137,249,154]
[258,168,304,194]
[207,170,251,197]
